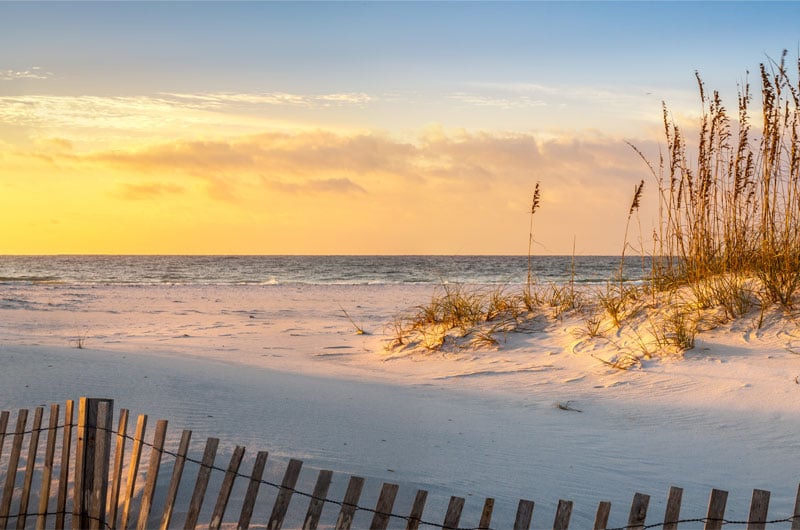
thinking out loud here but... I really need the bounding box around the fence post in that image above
[593,501,611,530]
[792,482,800,530]
[626,492,650,530]
[75,397,114,530]
[553,499,573,530]
[56,400,74,530]
[704,489,728,530]
[663,486,683,530]
[0,409,28,530]
[513,499,535,530]
[478,498,494,530]
[746,489,770,530]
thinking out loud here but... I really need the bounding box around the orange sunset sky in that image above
[2,2,799,255]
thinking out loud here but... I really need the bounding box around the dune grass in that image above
[74,329,88,349]
[340,305,368,335]
[387,51,800,359]
[643,51,800,297]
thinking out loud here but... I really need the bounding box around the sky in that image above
[1,1,799,255]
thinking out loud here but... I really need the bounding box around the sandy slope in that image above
[1,283,799,528]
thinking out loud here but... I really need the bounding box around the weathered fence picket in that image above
[0,408,28,530]
[17,406,43,530]
[626,492,649,530]
[237,450,267,530]
[553,499,572,530]
[478,497,494,530]
[405,489,428,530]
[136,418,167,530]
[55,399,73,530]
[267,457,302,530]
[792,486,800,530]
[303,469,332,530]
[370,482,399,530]
[70,400,85,530]
[35,403,59,530]
[442,495,464,530]
[0,411,9,462]
[90,400,112,530]
[0,397,799,529]
[183,436,218,530]
[793,483,800,530]
[108,407,129,529]
[120,413,146,530]
[159,429,191,530]
[663,485,683,530]
[513,499,534,530]
[747,488,771,530]
[208,444,244,530]
[705,488,729,530]
[334,475,364,530]
[594,500,612,530]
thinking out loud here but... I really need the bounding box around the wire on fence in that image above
[2,418,800,530]
[606,515,800,530]
[0,510,113,530]
[94,424,800,530]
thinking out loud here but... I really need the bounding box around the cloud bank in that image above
[0,67,53,81]
[2,126,662,253]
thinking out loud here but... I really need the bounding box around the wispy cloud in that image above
[154,91,375,112]
[86,131,418,189]
[467,82,573,95]
[0,95,213,131]
[164,91,373,108]
[117,182,185,200]
[451,81,694,119]
[0,66,54,81]
[0,92,376,146]
[263,177,366,195]
[449,92,548,109]
[465,81,647,101]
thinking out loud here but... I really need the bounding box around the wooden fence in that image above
[0,397,799,529]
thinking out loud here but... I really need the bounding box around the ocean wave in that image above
[0,275,63,284]
[0,255,651,287]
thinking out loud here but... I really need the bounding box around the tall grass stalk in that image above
[636,50,800,307]
[620,180,644,284]
[527,182,541,290]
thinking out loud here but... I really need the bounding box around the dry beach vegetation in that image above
[387,51,800,369]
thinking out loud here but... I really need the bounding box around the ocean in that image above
[0,255,652,286]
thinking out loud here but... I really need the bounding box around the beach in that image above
[2,280,799,528]
[4,2,800,527]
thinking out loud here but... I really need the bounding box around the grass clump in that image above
[340,305,368,335]
[388,284,537,352]
[525,282,582,319]
[597,283,636,328]
[642,51,800,307]
[581,312,606,338]
[691,274,755,320]
[652,305,698,353]
[388,50,800,362]
[74,330,88,349]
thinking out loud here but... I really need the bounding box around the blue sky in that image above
[1,2,799,254]
[4,2,798,134]
[4,2,797,93]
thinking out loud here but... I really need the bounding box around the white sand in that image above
[1,283,799,528]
